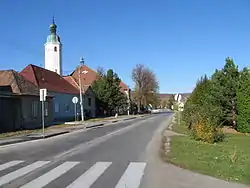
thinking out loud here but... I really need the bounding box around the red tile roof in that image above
[63,76,79,89]
[0,70,39,95]
[63,75,90,94]
[20,64,80,94]
[71,65,98,87]
[119,81,129,92]
[70,64,129,93]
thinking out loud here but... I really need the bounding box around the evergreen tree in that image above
[210,57,240,128]
[92,69,127,115]
[236,67,250,132]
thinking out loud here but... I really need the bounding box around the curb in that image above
[86,123,105,129]
[27,131,70,139]
[0,131,69,147]
[123,117,136,121]
[0,138,31,146]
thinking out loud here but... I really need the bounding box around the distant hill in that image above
[130,91,191,103]
[158,93,191,102]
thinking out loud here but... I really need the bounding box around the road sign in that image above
[40,89,47,102]
[174,93,182,102]
[72,97,79,104]
[39,88,47,139]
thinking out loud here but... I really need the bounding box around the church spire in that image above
[50,16,57,35]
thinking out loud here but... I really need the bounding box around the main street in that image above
[0,113,172,188]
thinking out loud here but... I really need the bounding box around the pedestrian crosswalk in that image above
[0,160,147,188]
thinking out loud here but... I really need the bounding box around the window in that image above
[54,46,57,52]
[64,104,70,112]
[45,102,49,117]
[32,101,38,118]
[88,98,91,106]
[54,103,59,113]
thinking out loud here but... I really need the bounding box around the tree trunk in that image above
[137,99,141,113]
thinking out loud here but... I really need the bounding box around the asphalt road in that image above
[0,112,172,188]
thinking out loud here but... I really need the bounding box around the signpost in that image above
[72,96,79,125]
[174,93,182,102]
[40,89,47,138]
[174,93,182,126]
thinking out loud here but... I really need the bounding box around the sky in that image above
[0,0,249,93]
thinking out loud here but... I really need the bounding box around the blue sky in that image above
[0,0,249,93]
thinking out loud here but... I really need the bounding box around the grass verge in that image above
[164,133,250,184]
[172,121,189,135]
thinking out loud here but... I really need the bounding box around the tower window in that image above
[54,46,57,52]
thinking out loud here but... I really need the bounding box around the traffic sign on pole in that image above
[72,96,79,104]
[72,97,79,125]
[40,89,47,102]
[174,93,182,102]
[40,88,47,139]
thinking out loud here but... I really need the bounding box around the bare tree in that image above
[96,66,105,78]
[132,64,159,112]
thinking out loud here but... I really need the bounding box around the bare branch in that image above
[132,64,159,110]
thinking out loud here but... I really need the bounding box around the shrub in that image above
[191,118,225,143]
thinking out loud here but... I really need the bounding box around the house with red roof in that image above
[20,64,96,121]
[0,70,53,132]
[70,64,130,94]
[70,64,131,115]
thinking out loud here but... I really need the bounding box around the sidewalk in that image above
[0,115,145,146]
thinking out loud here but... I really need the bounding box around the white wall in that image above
[44,43,62,75]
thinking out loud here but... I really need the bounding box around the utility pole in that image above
[79,56,84,121]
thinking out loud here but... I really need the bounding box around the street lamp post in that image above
[79,57,84,121]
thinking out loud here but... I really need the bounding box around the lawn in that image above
[165,133,250,184]
[172,121,189,135]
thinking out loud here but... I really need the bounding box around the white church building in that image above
[44,18,62,75]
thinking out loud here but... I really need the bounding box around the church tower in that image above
[44,18,62,75]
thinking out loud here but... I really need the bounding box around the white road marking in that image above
[0,161,24,171]
[20,161,79,188]
[0,161,50,186]
[66,162,112,188]
[115,162,146,188]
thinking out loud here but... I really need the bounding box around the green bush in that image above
[236,68,250,133]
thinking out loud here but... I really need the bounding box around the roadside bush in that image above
[191,118,225,143]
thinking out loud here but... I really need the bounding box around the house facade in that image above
[20,64,96,121]
[64,76,96,118]
[0,70,53,133]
